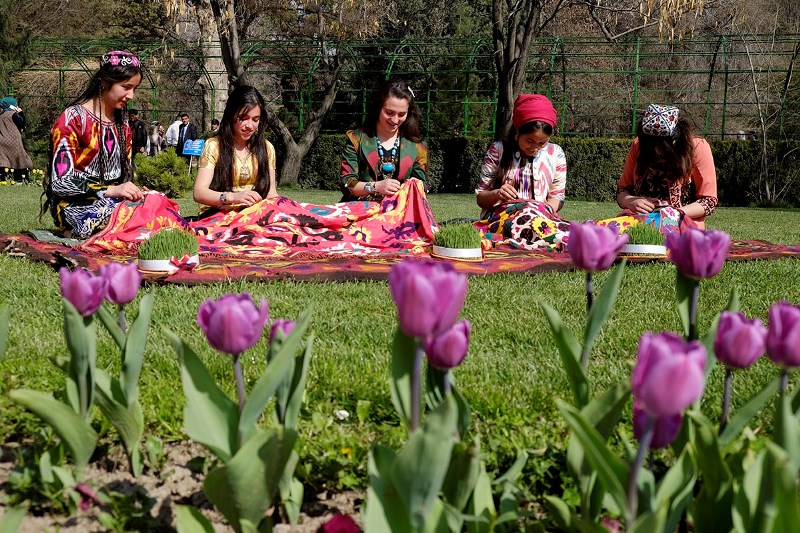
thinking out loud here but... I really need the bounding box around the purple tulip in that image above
[74,482,102,511]
[99,262,142,305]
[319,514,361,533]
[197,293,270,355]
[665,228,730,280]
[269,318,296,344]
[765,301,800,368]
[714,311,767,369]
[424,320,471,370]
[388,260,468,338]
[631,332,706,417]
[567,222,629,272]
[59,267,106,317]
[633,401,682,449]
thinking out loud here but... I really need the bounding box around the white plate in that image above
[431,245,483,261]
[620,244,667,256]
[138,254,200,272]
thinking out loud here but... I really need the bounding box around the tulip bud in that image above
[197,293,269,355]
[566,222,628,272]
[99,262,142,305]
[59,267,106,317]
[423,320,470,370]
[665,228,730,280]
[318,514,361,533]
[631,331,706,417]
[269,318,296,344]
[388,260,467,338]
[714,311,767,369]
[765,301,800,368]
[633,401,682,449]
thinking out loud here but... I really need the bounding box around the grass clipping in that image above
[433,223,482,249]
[138,228,199,260]
[625,222,665,245]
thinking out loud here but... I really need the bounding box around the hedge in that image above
[287,134,800,207]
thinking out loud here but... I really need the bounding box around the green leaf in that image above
[0,302,9,361]
[282,310,313,430]
[687,411,731,495]
[204,427,297,531]
[96,304,126,351]
[675,271,697,340]
[278,450,303,526]
[63,299,96,419]
[441,441,481,511]
[175,504,215,533]
[628,499,668,533]
[774,392,800,470]
[364,444,412,533]
[557,401,628,514]
[542,303,589,408]
[8,389,97,475]
[766,442,800,533]
[656,447,696,533]
[390,326,417,426]
[0,505,27,532]
[357,400,371,424]
[120,290,155,407]
[493,450,528,485]
[94,369,144,476]
[544,495,573,531]
[732,448,770,533]
[392,395,458,530]
[467,465,496,533]
[719,376,780,446]
[583,260,626,358]
[167,330,238,462]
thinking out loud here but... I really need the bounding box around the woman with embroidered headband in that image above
[340,80,427,201]
[617,104,718,229]
[192,85,278,218]
[40,50,144,239]
[475,94,569,251]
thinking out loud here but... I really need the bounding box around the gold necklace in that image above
[235,149,251,180]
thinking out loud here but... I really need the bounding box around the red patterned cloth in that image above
[81,179,438,258]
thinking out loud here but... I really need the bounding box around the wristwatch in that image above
[364,182,375,193]
[220,192,228,205]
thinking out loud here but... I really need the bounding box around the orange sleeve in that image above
[617,138,639,192]
[691,137,717,200]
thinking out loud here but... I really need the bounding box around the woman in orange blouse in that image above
[616,104,718,229]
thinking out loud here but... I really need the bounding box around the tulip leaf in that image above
[656,446,696,533]
[441,441,481,511]
[425,368,471,438]
[94,369,144,476]
[63,299,96,420]
[687,411,731,494]
[8,388,97,475]
[392,394,458,530]
[542,303,588,408]
[0,302,9,361]
[557,401,628,514]
[766,442,800,533]
[96,304,126,351]
[282,309,313,430]
[121,290,155,407]
[732,447,769,532]
[175,504,216,533]
[167,330,238,462]
[204,427,297,531]
[278,449,303,526]
[0,505,27,532]
[675,271,697,340]
[774,392,800,470]
[364,444,412,533]
[719,376,780,446]
[493,449,528,486]
[467,464,496,533]
[390,326,417,426]
[583,260,626,360]
[628,499,668,533]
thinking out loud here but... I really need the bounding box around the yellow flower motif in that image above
[341,447,353,459]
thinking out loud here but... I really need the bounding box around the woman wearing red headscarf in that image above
[475,94,569,251]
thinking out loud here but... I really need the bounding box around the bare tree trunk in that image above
[207,0,248,86]
[195,0,228,127]
[743,39,772,201]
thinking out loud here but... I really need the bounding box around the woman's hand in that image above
[495,182,518,202]
[624,196,664,214]
[106,182,143,201]
[376,179,401,196]
[230,190,263,206]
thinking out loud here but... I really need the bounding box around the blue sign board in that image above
[182,139,205,156]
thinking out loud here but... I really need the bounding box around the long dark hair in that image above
[362,80,423,143]
[492,120,554,188]
[40,56,141,220]
[209,85,273,198]
[635,117,695,183]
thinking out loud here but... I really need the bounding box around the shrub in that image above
[134,149,192,198]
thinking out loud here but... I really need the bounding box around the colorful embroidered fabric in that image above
[475,200,571,251]
[81,179,438,258]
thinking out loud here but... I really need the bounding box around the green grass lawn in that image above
[1,183,799,494]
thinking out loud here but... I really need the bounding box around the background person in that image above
[616,104,718,229]
[164,114,182,150]
[40,50,144,239]
[192,85,278,217]
[177,113,198,159]
[0,97,32,183]
[339,80,427,202]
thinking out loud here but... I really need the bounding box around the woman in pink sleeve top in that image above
[616,104,718,229]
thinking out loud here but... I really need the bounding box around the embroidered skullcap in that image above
[642,104,680,137]
[0,97,18,112]
[512,94,557,130]
[100,50,140,69]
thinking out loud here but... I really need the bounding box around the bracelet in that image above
[220,192,228,205]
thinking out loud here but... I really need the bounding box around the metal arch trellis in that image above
[9,35,800,139]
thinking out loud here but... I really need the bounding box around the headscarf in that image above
[0,97,19,112]
[642,104,680,137]
[512,94,557,130]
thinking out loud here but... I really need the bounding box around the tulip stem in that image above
[585,272,594,315]
[117,305,127,335]
[780,369,788,395]
[410,341,423,433]
[627,416,654,525]
[233,353,246,413]
[443,370,451,396]
[688,282,699,341]
[719,368,733,434]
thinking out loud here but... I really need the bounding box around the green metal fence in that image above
[6,35,800,140]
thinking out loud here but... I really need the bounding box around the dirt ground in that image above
[0,441,362,532]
